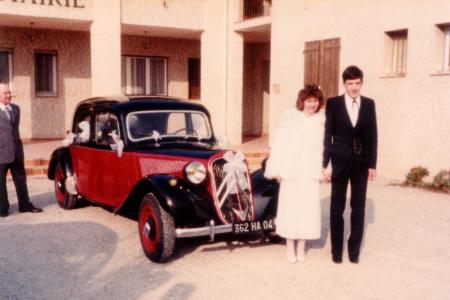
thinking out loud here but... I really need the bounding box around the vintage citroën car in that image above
[47,95,278,262]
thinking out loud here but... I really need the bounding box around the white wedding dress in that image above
[264,108,325,239]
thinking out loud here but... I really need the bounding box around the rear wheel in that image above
[54,162,78,209]
[138,193,175,262]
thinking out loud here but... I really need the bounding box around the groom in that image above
[323,66,378,263]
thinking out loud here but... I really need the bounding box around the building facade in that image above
[0,0,449,179]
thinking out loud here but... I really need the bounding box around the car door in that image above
[73,109,131,208]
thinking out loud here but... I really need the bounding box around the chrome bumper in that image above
[175,220,232,241]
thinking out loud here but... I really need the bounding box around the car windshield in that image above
[126,110,213,142]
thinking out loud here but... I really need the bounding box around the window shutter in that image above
[321,38,340,100]
[304,38,340,101]
[303,40,321,86]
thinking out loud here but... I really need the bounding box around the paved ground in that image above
[0,176,449,300]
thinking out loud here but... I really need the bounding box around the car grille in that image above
[210,157,254,224]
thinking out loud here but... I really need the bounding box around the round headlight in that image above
[185,161,207,184]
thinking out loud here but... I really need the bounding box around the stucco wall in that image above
[270,0,450,179]
[121,0,203,30]
[0,26,91,139]
[121,35,200,99]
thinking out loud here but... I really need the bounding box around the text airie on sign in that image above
[1,0,85,9]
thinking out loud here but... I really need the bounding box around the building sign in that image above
[0,0,85,8]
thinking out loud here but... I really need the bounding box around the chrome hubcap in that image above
[143,222,151,237]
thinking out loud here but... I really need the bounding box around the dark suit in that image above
[323,95,377,259]
[0,103,31,214]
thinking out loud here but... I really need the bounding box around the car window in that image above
[73,111,91,144]
[127,110,212,142]
[95,112,120,145]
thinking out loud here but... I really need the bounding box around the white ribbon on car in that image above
[151,130,160,142]
[61,121,90,146]
[216,151,249,208]
[109,130,124,157]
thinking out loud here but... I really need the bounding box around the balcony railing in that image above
[243,0,271,20]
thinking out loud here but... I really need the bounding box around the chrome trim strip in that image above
[175,223,232,239]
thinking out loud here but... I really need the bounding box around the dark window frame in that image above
[35,50,58,97]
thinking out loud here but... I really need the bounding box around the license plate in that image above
[232,218,275,234]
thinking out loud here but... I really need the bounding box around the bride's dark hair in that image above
[296,84,323,112]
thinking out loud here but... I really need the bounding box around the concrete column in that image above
[201,0,243,145]
[225,0,244,145]
[201,1,227,140]
[90,0,121,96]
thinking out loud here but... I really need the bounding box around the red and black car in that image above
[47,95,278,262]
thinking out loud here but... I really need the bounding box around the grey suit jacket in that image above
[0,103,24,164]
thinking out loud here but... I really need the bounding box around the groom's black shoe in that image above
[332,255,342,264]
[19,203,43,213]
[349,255,359,264]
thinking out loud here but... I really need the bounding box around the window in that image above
[35,51,57,96]
[95,112,120,145]
[188,58,201,99]
[438,24,450,72]
[121,56,167,95]
[243,0,271,19]
[0,50,13,86]
[73,110,91,144]
[385,30,408,75]
[127,111,212,142]
[303,38,340,101]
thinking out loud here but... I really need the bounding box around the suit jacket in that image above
[323,95,377,177]
[0,103,24,164]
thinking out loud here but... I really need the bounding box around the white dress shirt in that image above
[344,93,360,127]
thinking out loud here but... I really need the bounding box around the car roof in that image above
[75,95,210,116]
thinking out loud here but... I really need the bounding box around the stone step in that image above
[242,151,269,158]
[25,158,50,166]
[25,165,48,176]
[7,165,48,177]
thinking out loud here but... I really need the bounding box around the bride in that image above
[265,84,325,263]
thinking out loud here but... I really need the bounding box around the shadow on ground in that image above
[308,195,375,255]
[0,221,182,299]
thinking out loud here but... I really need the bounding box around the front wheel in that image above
[138,193,175,262]
[53,162,78,209]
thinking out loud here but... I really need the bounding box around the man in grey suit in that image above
[0,83,42,217]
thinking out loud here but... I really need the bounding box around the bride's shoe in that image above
[286,239,297,263]
[296,240,306,262]
[296,251,306,262]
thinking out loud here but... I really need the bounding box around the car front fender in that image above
[251,168,279,220]
[118,175,214,225]
[47,147,73,180]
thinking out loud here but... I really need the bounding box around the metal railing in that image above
[243,0,271,20]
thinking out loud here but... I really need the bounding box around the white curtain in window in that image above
[121,56,167,96]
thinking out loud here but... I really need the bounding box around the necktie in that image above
[351,99,358,126]
[4,106,11,121]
